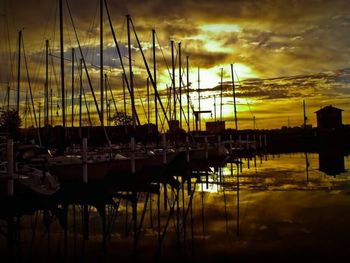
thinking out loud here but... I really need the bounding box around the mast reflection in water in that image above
[1,153,350,262]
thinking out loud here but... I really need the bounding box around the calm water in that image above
[1,152,350,262]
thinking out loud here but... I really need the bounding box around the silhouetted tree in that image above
[0,110,22,138]
[112,112,132,126]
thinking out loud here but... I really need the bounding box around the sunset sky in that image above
[1,0,350,130]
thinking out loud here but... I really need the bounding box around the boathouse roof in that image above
[315,105,343,114]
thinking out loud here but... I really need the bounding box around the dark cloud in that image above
[2,0,350,78]
[2,0,350,129]
[195,69,350,101]
[186,50,231,69]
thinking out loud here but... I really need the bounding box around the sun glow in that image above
[198,64,257,88]
[187,23,242,53]
[199,24,242,33]
[187,34,231,53]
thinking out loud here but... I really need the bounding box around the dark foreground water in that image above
[1,152,350,262]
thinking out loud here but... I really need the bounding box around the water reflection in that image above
[319,150,346,176]
[1,153,350,262]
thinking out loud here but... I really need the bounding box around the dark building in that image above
[205,121,225,133]
[315,105,343,129]
[168,120,180,131]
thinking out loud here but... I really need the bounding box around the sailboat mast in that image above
[7,84,10,111]
[106,74,118,115]
[126,15,136,128]
[152,29,158,131]
[230,64,238,130]
[107,100,110,126]
[129,16,171,128]
[24,91,28,128]
[100,0,104,125]
[178,42,182,128]
[65,0,111,146]
[104,0,140,125]
[220,67,223,122]
[38,102,41,128]
[168,84,171,121]
[104,74,110,116]
[147,77,150,123]
[79,59,82,131]
[59,0,65,129]
[16,30,22,113]
[71,48,74,127]
[214,95,216,121]
[171,40,176,121]
[186,55,190,132]
[197,67,200,130]
[105,74,108,124]
[122,73,126,116]
[45,39,49,127]
[303,99,306,128]
[50,88,53,125]
[22,35,42,145]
